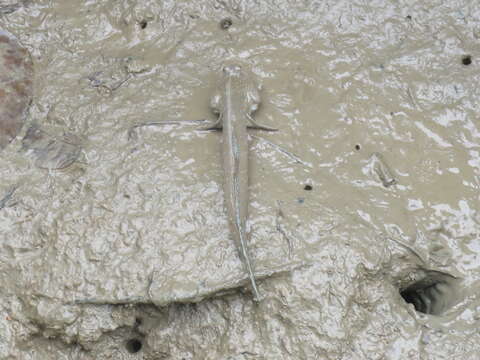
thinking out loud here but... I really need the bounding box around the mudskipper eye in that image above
[223,64,242,76]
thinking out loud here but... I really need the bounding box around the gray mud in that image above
[0,0,479,359]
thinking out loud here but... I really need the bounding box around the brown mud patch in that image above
[0,29,33,150]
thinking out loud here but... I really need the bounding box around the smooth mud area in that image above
[0,1,479,359]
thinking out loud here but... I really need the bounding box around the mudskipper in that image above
[204,64,278,301]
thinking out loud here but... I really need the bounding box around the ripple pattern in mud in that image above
[0,29,33,150]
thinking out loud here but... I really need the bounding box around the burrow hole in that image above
[125,338,143,354]
[462,55,472,66]
[399,270,460,315]
[220,18,233,30]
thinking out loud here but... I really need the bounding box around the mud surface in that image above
[0,0,479,359]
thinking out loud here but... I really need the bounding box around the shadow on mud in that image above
[125,338,143,354]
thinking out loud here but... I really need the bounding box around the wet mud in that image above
[0,0,479,359]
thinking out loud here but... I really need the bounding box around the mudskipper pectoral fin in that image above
[197,114,223,131]
[246,114,278,131]
[128,119,209,139]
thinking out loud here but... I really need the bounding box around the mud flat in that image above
[0,1,479,359]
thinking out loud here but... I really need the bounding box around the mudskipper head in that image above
[222,63,243,78]
[219,62,261,114]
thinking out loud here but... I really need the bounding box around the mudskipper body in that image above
[207,64,277,302]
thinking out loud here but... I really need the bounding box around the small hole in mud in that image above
[220,18,233,30]
[304,185,312,191]
[134,317,142,326]
[126,338,142,354]
[406,15,412,20]
[355,144,361,151]
[399,270,459,315]
[139,20,148,29]
[462,55,472,65]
